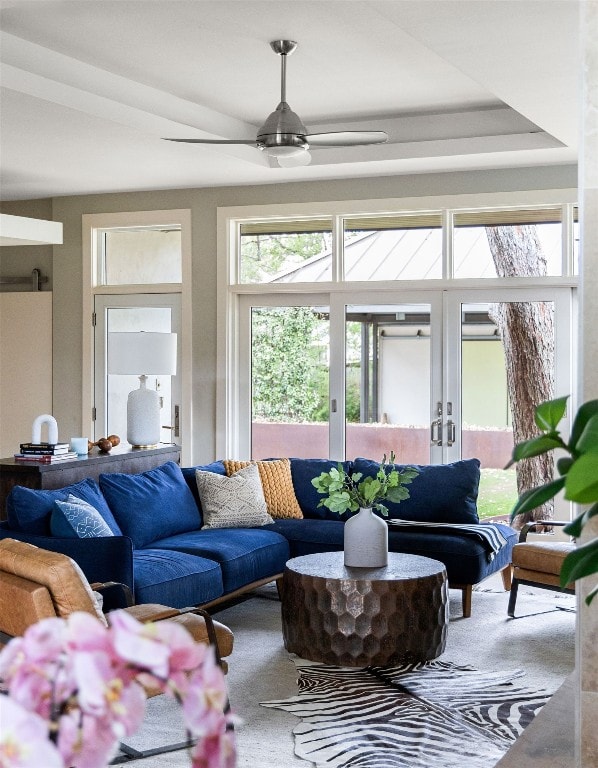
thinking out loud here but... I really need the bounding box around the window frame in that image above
[82,209,193,462]
[217,190,578,458]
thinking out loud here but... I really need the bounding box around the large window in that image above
[235,204,577,287]
[221,194,577,521]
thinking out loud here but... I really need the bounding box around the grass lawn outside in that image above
[477,468,518,521]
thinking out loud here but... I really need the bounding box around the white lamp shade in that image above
[108,332,177,375]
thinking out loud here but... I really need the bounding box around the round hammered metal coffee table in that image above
[281,551,448,667]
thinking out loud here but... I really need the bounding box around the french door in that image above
[94,294,182,447]
[237,287,573,478]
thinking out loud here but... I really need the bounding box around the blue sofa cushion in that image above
[100,461,200,548]
[148,528,290,593]
[387,523,517,583]
[51,495,114,538]
[132,548,224,608]
[181,461,226,524]
[290,458,354,521]
[6,478,121,535]
[352,457,481,524]
[266,518,345,558]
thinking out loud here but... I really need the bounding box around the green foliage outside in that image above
[246,232,364,423]
[252,306,323,421]
[477,469,518,520]
[240,232,331,282]
[509,396,598,605]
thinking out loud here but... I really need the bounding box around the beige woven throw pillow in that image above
[223,458,303,520]
[196,463,274,529]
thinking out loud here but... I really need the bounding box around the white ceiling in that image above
[0,0,581,201]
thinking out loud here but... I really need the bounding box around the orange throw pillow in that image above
[223,458,303,520]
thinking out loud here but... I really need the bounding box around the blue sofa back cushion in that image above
[100,461,201,548]
[352,457,481,524]
[6,478,122,535]
[51,495,115,538]
[181,461,226,523]
[290,458,354,521]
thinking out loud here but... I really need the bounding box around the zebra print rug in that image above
[261,659,550,767]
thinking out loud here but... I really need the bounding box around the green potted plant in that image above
[312,452,419,567]
[509,396,598,604]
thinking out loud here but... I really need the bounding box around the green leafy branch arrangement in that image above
[311,452,420,517]
[508,395,598,604]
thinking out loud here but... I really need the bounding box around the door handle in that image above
[430,401,442,445]
[162,405,180,438]
[446,419,456,446]
[430,418,442,446]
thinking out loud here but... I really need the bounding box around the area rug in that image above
[261,658,550,768]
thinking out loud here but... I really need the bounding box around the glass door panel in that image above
[445,289,573,521]
[339,295,442,464]
[249,304,330,459]
[94,294,181,447]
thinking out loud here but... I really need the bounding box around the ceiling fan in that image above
[164,40,388,167]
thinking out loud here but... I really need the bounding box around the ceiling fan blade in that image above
[306,131,388,147]
[276,151,312,168]
[163,138,257,145]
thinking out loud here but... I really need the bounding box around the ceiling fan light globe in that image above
[261,145,308,158]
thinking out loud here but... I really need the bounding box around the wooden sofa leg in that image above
[461,585,472,618]
[501,565,513,591]
[507,579,519,617]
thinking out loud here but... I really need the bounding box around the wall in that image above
[578,2,598,764]
[1,164,578,462]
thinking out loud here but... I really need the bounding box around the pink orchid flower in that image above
[0,620,76,720]
[109,609,204,680]
[72,649,146,730]
[191,726,237,768]
[66,612,114,655]
[57,710,122,768]
[182,652,229,734]
[108,610,174,679]
[0,695,63,768]
[0,610,236,768]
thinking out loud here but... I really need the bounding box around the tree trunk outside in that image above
[485,225,555,526]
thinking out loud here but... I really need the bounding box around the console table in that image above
[0,444,180,521]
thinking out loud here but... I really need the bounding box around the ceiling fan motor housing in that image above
[257,102,309,153]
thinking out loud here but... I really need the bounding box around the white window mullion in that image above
[562,202,575,276]
[442,209,454,280]
[332,215,344,282]
[328,294,346,460]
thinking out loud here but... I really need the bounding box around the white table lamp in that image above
[108,332,177,447]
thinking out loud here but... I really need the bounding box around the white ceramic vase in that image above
[343,507,388,567]
[127,375,161,447]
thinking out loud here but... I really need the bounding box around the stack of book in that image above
[14,442,78,464]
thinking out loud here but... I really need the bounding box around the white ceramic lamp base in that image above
[344,507,389,567]
[127,375,161,448]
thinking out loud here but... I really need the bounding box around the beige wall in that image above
[1,164,578,463]
[578,1,598,763]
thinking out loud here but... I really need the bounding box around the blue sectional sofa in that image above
[0,457,517,618]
